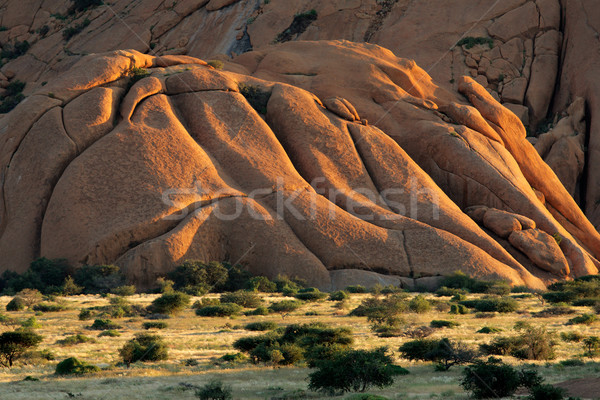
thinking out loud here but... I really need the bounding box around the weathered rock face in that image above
[0,41,598,290]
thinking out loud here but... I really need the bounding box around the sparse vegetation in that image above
[456,36,494,49]
[63,18,90,41]
[239,84,271,114]
[274,10,318,43]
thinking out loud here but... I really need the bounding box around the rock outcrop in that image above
[0,40,598,290]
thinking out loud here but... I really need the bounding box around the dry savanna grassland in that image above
[0,284,600,400]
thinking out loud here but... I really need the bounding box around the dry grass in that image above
[0,292,599,399]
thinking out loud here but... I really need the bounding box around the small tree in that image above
[269,300,302,318]
[220,290,262,308]
[308,348,397,394]
[583,336,600,356]
[119,333,168,367]
[149,291,190,315]
[5,296,26,311]
[399,338,476,370]
[461,357,521,398]
[0,330,43,367]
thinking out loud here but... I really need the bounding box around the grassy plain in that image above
[0,292,599,399]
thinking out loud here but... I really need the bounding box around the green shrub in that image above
[195,380,232,400]
[477,326,502,334]
[308,347,396,394]
[345,285,367,293]
[192,298,220,309]
[560,331,584,342]
[6,297,26,311]
[533,306,575,317]
[55,357,100,375]
[220,290,262,308]
[57,334,96,346]
[21,317,41,329]
[32,302,65,312]
[528,384,567,400]
[459,297,518,313]
[583,336,600,356]
[441,271,509,294]
[449,304,469,314]
[62,18,90,41]
[245,306,269,316]
[219,352,247,363]
[0,40,30,60]
[543,291,578,304]
[90,319,121,330]
[409,295,431,313]
[195,303,242,317]
[269,300,303,317]
[274,9,318,44]
[0,330,43,367]
[74,264,125,294]
[461,357,521,398]
[329,290,349,301]
[245,276,276,292]
[399,338,476,370]
[481,325,555,360]
[456,36,494,49]
[167,261,229,294]
[206,60,225,70]
[111,285,136,296]
[567,313,597,325]
[119,333,168,366]
[560,358,585,367]
[430,320,459,328]
[98,329,120,337]
[149,291,190,315]
[142,321,168,330]
[69,0,103,13]
[295,287,327,301]
[245,321,278,331]
[435,286,467,297]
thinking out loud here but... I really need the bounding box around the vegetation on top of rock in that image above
[456,36,494,49]
[274,9,318,43]
[239,84,271,115]
[63,18,90,41]
[69,0,103,14]
[0,41,30,61]
[0,79,26,113]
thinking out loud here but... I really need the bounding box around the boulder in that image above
[482,208,523,238]
[508,229,569,275]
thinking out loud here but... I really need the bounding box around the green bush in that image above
[345,285,367,293]
[295,287,327,301]
[329,291,349,301]
[21,317,41,329]
[192,298,220,309]
[456,36,494,49]
[560,331,584,342]
[269,300,303,317]
[142,321,168,330]
[220,290,262,308]
[435,286,467,297]
[239,84,271,114]
[195,303,242,317]
[308,348,396,394]
[0,258,75,295]
[449,304,469,314]
[90,319,121,330]
[167,261,229,295]
[0,40,30,60]
[461,357,521,398]
[74,264,125,294]
[119,333,168,366]
[6,296,26,311]
[55,357,100,375]
[583,336,600,356]
[98,329,120,337]
[480,325,555,360]
[459,297,518,313]
[195,380,232,400]
[477,326,502,334]
[440,271,509,294]
[274,9,318,44]
[245,321,278,331]
[408,295,431,313]
[533,306,575,318]
[149,291,190,315]
[399,338,476,370]
[430,320,459,328]
[62,18,90,41]
[32,302,65,312]
[0,330,43,367]
[245,306,269,316]
[528,384,567,400]
[57,334,96,346]
[111,285,136,296]
[219,352,247,363]
[245,276,276,292]
[69,0,103,13]
[567,313,597,325]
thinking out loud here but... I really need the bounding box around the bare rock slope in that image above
[1,40,599,290]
